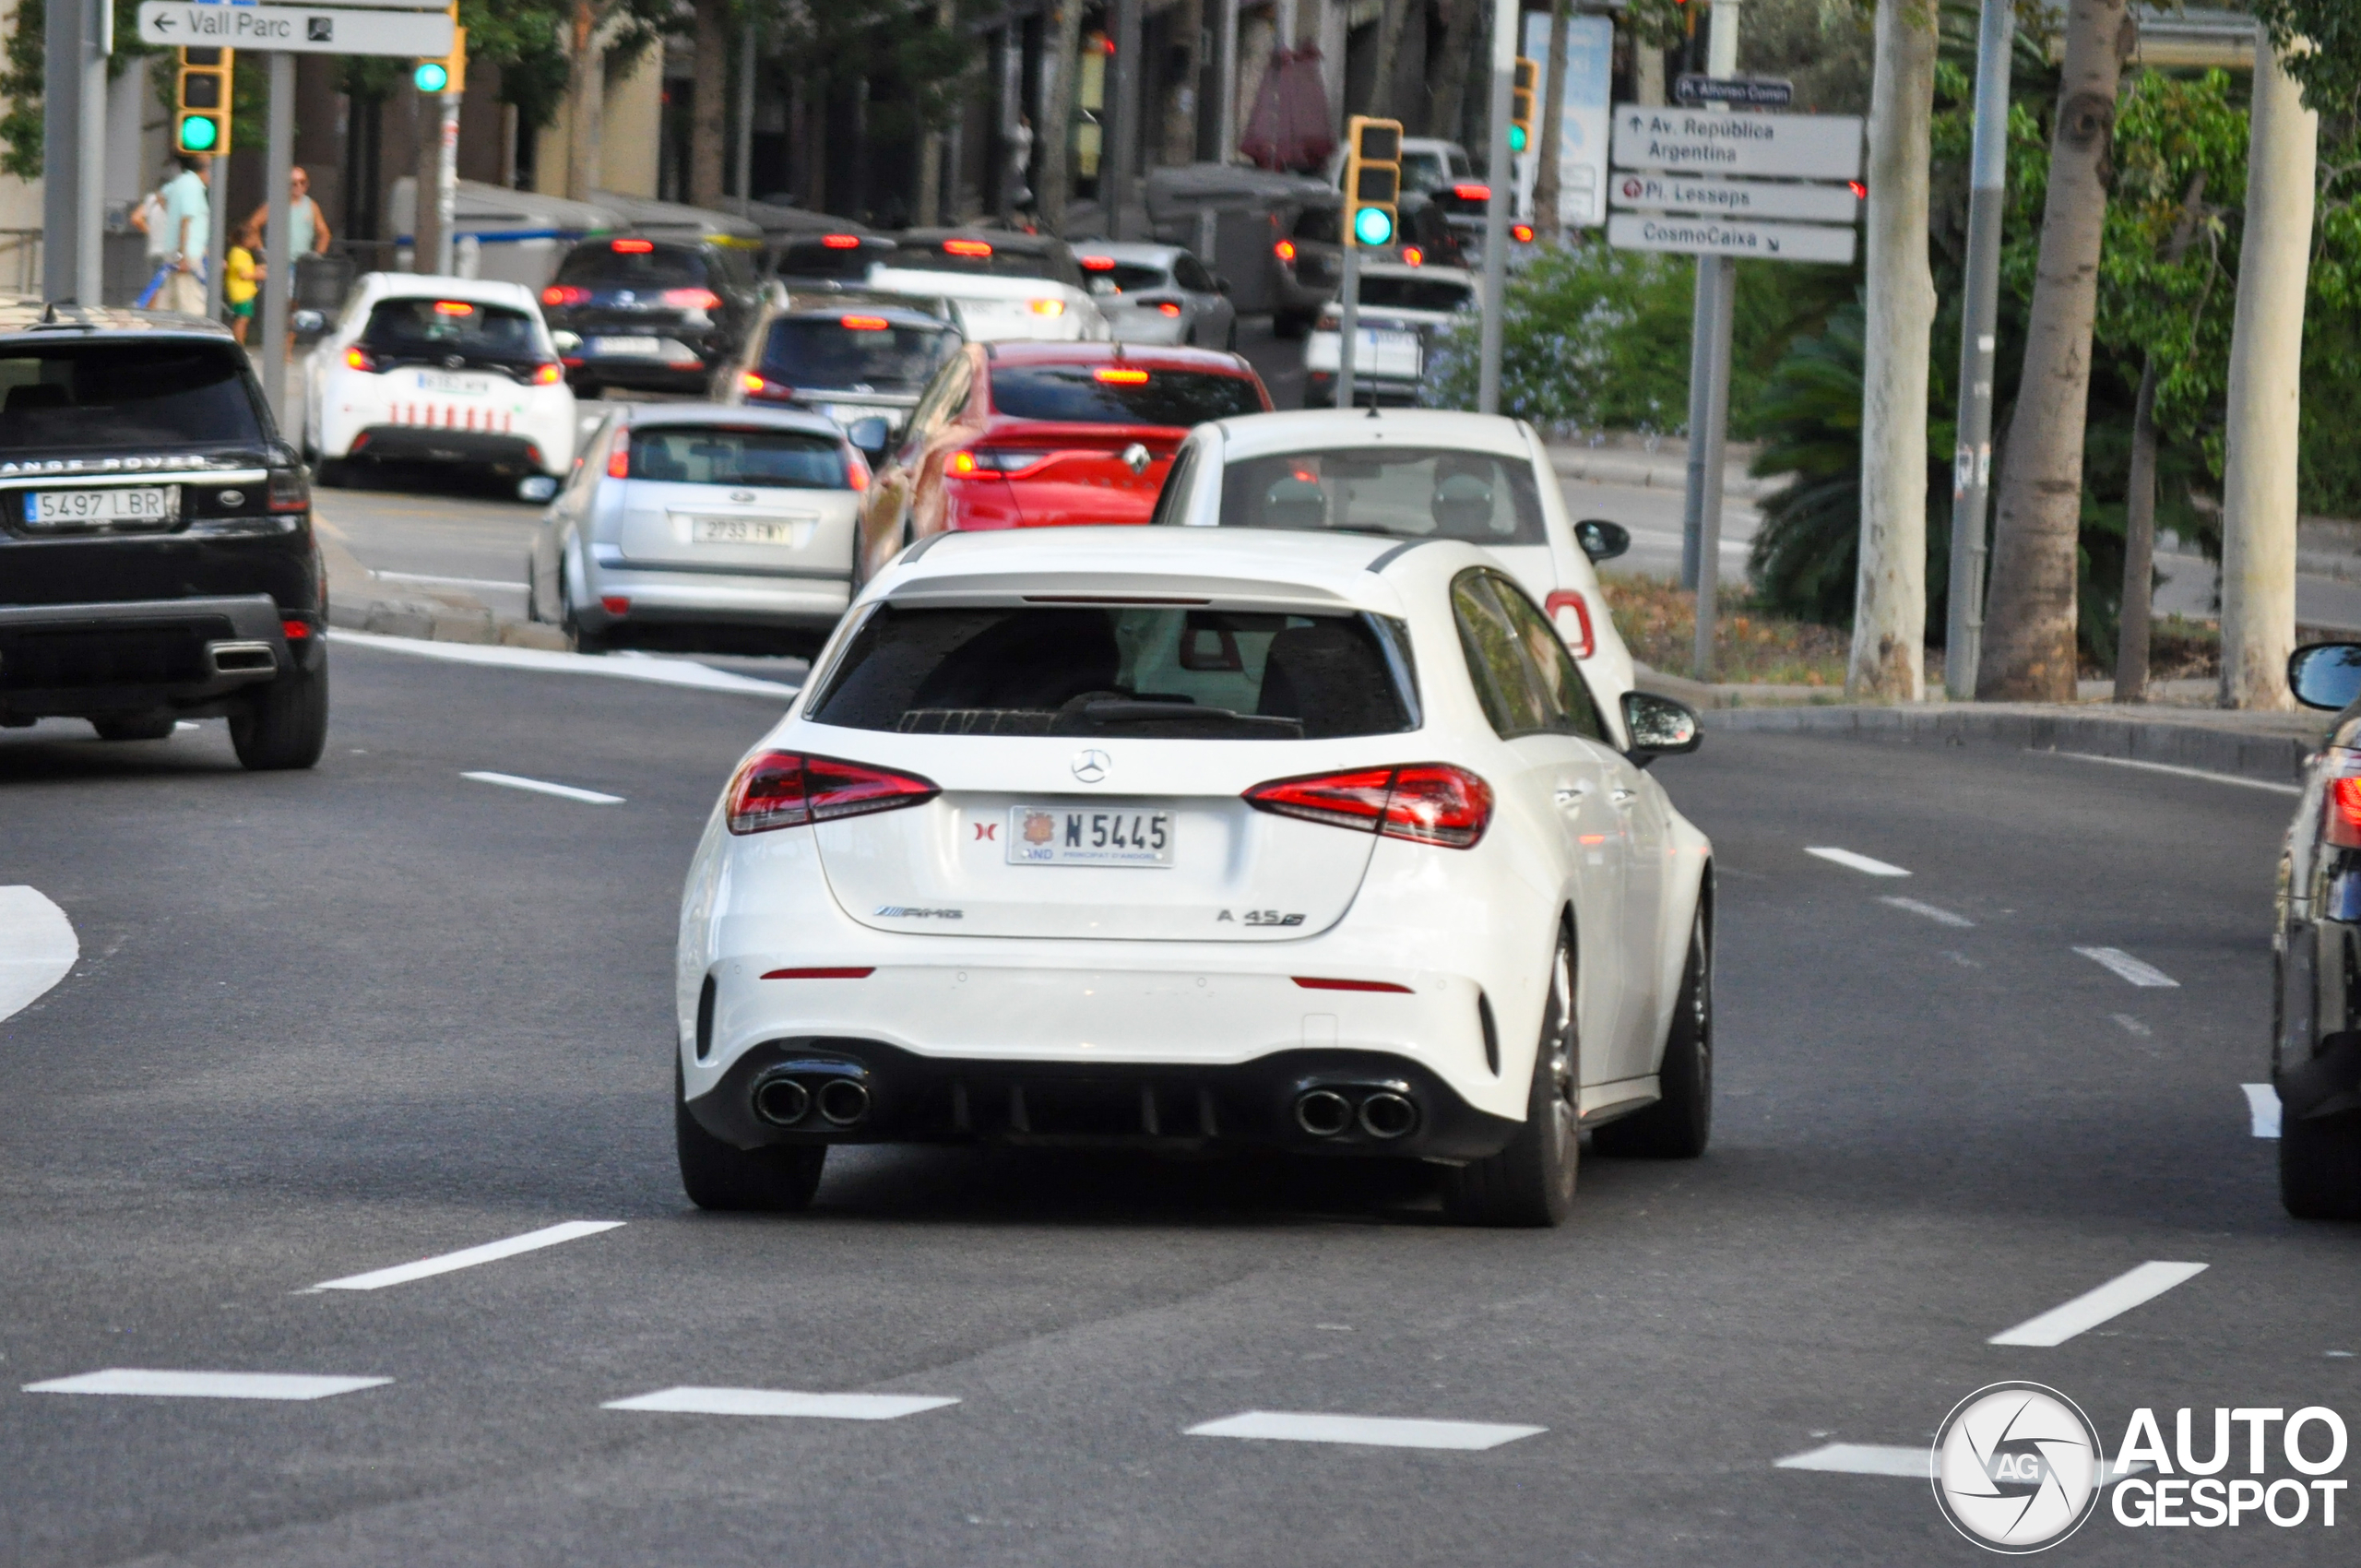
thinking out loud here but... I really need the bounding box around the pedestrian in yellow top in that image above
[225,219,265,346]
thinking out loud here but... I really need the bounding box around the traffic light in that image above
[415,11,465,95]
[1509,57,1538,155]
[1343,116,1402,249]
[174,48,232,158]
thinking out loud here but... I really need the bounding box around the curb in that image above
[1701,702,2325,786]
[316,527,569,651]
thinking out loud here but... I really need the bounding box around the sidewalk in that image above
[316,521,564,648]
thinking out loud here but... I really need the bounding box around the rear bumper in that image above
[352,426,552,474]
[1303,371,1420,409]
[0,593,303,718]
[580,559,850,631]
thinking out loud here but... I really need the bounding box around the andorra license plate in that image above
[22,486,176,529]
[1007,806,1174,867]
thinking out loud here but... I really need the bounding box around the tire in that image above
[229,658,328,770]
[1273,309,1310,340]
[314,457,348,489]
[676,1060,826,1212]
[1593,897,1714,1158]
[91,715,176,742]
[1225,318,1239,351]
[558,569,609,653]
[1442,927,1579,1227]
[2281,1106,2361,1220]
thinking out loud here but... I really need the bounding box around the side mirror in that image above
[291,308,326,338]
[517,474,558,503]
[2290,643,2361,711]
[1575,518,1630,564]
[1620,690,1701,765]
[845,416,892,463]
[550,329,582,354]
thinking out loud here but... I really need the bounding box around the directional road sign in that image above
[1607,211,1857,266]
[1674,75,1794,109]
[1610,172,1862,225]
[257,0,452,7]
[1610,107,1864,182]
[137,2,454,54]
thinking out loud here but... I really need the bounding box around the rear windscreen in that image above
[555,243,709,289]
[0,343,264,450]
[1217,447,1545,544]
[776,241,886,279]
[894,244,1062,281]
[1291,207,1341,244]
[1358,276,1474,312]
[361,299,540,362]
[810,605,1415,741]
[1102,263,1167,292]
[762,317,956,392]
[627,425,848,488]
[989,366,1263,425]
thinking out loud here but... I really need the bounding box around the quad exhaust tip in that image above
[1293,1088,1354,1138]
[816,1078,871,1126]
[751,1075,811,1127]
[1358,1091,1417,1140]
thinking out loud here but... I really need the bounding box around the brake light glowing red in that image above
[344,345,376,372]
[821,232,862,249]
[611,238,655,253]
[1244,763,1494,849]
[726,751,942,835]
[1452,183,1491,201]
[1155,302,1182,315]
[2329,775,2361,848]
[1292,977,1414,993]
[840,315,889,330]
[1400,246,1423,267]
[1079,255,1116,270]
[846,449,871,492]
[943,238,993,257]
[1096,366,1149,384]
[661,287,722,310]
[600,596,630,614]
[1274,239,1298,262]
[951,450,979,476]
[433,300,475,315]
[281,619,311,640]
[529,362,563,385]
[607,430,629,479]
[1543,589,1596,659]
[1512,223,1536,244]
[742,371,767,393]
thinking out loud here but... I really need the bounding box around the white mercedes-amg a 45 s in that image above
[674,527,1714,1225]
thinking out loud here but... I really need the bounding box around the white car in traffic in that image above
[1149,409,1638,732]
[673,527,1712,1226]
[863,266,1109,345]
[303,274,575,497]
[1303,263,1476,409]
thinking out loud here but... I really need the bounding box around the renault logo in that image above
[1071,749,1110,783]
[730,492,755,503]
[1121,443,1152,476]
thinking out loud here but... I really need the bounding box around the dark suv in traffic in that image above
[0,305,327,769]
[540,235,765,398]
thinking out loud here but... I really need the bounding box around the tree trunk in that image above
[1370,0,1411,119]
[689,0,729,208]
[1532,0,1571,234]
[1427,0,1482,140]
[1039,0,1085,236]
[1975,0,2131,700]
[2114,172,2206,704]
[1848,0,1939,701]
[1636,33,1666,109]
[565,2,604,203]
[2219,27,2318,712]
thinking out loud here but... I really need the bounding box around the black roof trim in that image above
[899,529,957,565]
[1365,537,1439,574]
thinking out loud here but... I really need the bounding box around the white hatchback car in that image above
[863,266,1110,345]
[673,527,1712,1226]
[303,274,575,497]
[1303,263,1476,409]
[1149,409,1637,734]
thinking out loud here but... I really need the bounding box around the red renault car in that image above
[854,341,1270,581]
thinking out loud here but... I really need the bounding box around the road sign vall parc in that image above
[1607,211,1857,266]
[136,2,455,54]
[1610,107,1864,181]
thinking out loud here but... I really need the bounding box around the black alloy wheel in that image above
[1593,897,1714,1158]
[1442,926,1579,1226]
[230,658,329,771]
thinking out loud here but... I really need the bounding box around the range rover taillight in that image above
[726,751,940,835]
[267,467,309,512]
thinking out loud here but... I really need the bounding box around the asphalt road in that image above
[3,635,2353,1565]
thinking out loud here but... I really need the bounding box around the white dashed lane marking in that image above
[307,1219,625,1292]
[2039,750,2302,796]
[2073,946,2179,988]
[2245,1084,2284,1138]
[330,629,798,696]
[1776,1443,1927,1478]
[24,1370,389,1401]
[462,772,625,806]
[0,885,77,1024]
[1878,895,1974,927]
[1186,1411,1546,1450]
[603,1388,959,1420]
[1806,847,1911,877]
[1987,1261,2210,1347]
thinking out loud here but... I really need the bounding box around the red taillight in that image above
[951,447,1049,475]
[1544,589,1596,659]
[600,596,630,615]
[607,430,629,479]
[1154,302,1182,316]
[846,449,871,492]
[1096,366,1149,383]
[943,238,994,257]
[1079,255,1116,271]
[840,315,889,330]
[611,238,655,254]
[2329,776,2361,848]
[1292,977,1414,993]
[267,468,309,513]
[950,449,979,476]
[281,619,311,640]
[542,284,589,307]
[1400,246,1423,267]
[1512,223,1536,244]
[1452,183,1491,201]
[1275,239,1298,262]
[433,300,475,315]
[821,232,862,249]
[662,287,722,311]
[742,371,767,393]
[762,967,875,980]
[344,345,377,372]
[1244,763,1493,849]
[726,751,941,835]
[529,362,563,385]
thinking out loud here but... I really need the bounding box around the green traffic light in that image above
[1507,125,1529,154]
[1352,206,1394,247]
[414,61,450,93]
[178,113,219,153]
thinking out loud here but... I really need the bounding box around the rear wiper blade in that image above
[1082,700,1301,733]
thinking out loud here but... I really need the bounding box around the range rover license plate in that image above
[1008,807,1174,867]
[22,486,176,529]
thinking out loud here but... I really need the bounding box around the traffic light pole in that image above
[261,51,296,429]
[1337,242,1360,409]
[1476,0,1515,415]
[41,0,107,303]
[435,89,461,275]
[1679,0,1742,678]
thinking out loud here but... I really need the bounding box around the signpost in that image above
[136,2,454,54]
[1608,82,1864,679]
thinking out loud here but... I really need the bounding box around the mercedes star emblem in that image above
[1121,443,1152,476]
[442,354,464,369]
[1071,749,1110,784]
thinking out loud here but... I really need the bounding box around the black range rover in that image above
[0,305,327,769]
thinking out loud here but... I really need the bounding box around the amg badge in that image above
[875,906,963,919]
